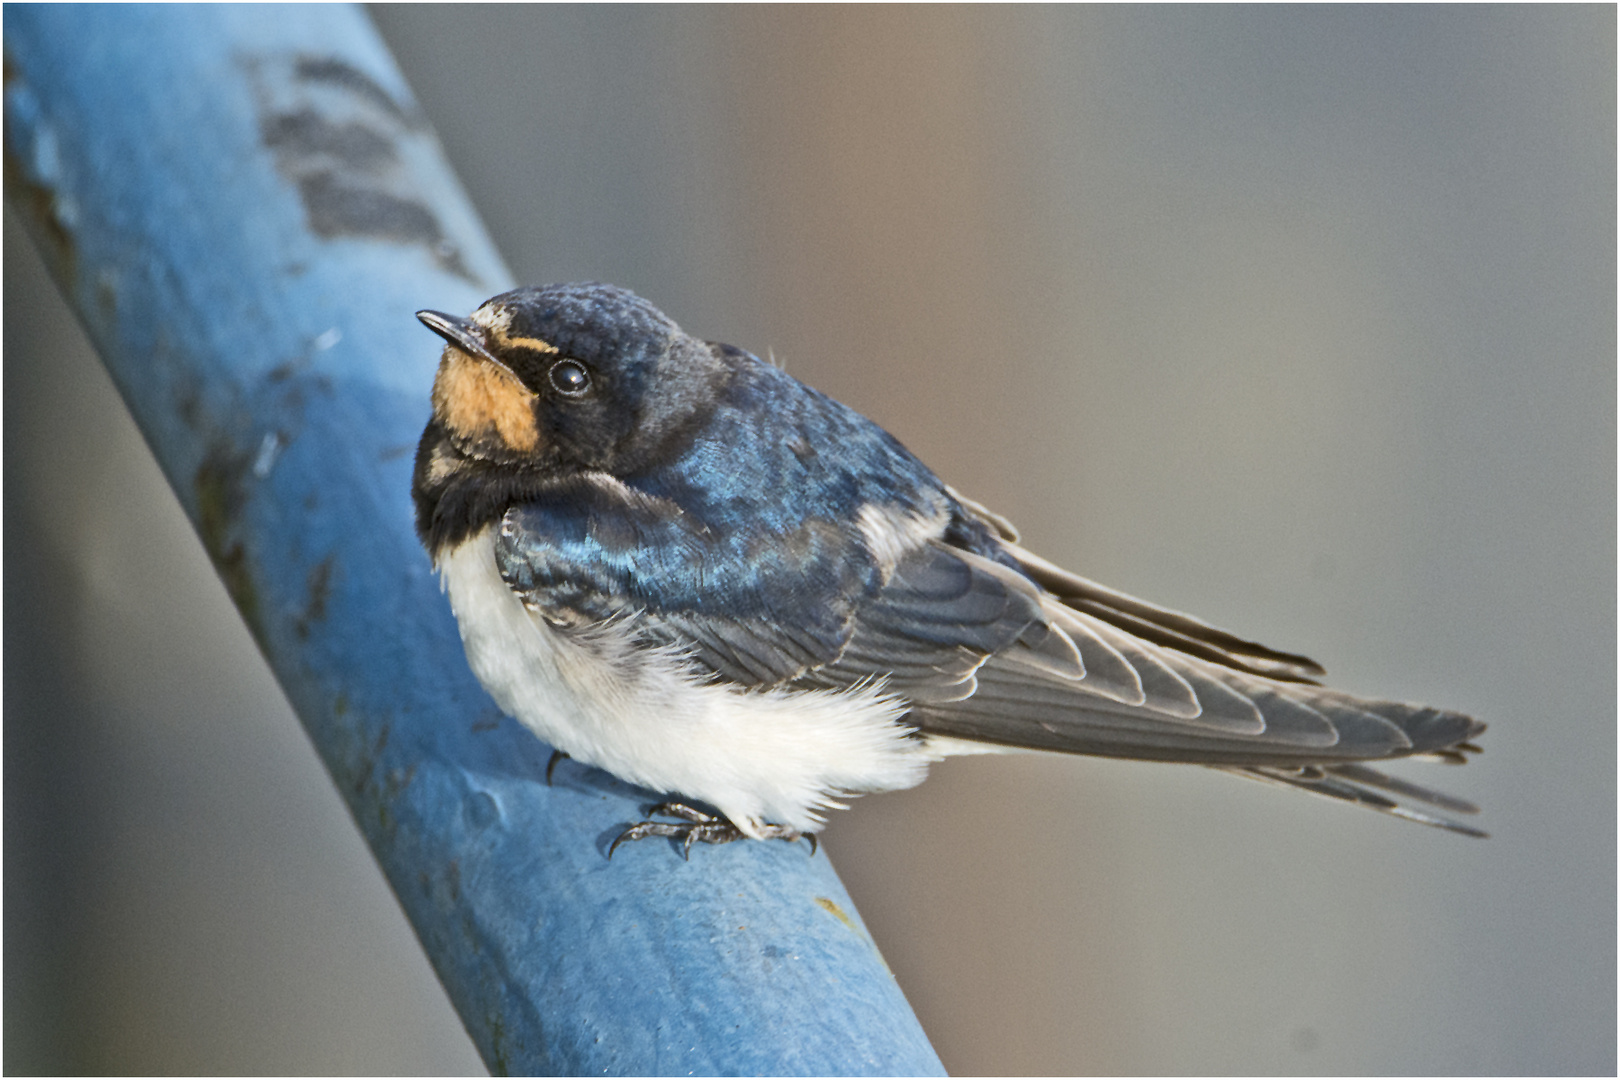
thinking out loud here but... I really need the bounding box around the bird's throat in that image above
[431,347,542,456]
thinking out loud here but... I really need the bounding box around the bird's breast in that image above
[434,526,938,833]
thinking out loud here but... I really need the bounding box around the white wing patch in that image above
[856,499,950,574]
[438,528,938,836]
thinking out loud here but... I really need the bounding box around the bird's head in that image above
[418,282,728,473]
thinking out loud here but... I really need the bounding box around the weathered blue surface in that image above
[3,6,944,1074]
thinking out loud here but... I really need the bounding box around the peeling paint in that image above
[294,54,421,128]
[242,51,477,282]
[294,554,334,639]
[485,1012,511,1077]
[195,442,263,640]
[251,430,284,477]
[352,720,392,794]
[337,716,421,846]
[297,169,448,250]
[3,51,78,284]
[261,106,398,171]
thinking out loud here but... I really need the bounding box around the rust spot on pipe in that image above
[814,896,857,932]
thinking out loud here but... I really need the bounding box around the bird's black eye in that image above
[548,359,591,397]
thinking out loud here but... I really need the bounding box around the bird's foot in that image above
[609,801,817,860]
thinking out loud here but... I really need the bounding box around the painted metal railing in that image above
[3,5,943,1074]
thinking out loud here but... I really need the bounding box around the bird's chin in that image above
[443,423,547,468]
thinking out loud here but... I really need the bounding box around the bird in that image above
[411,282,1486,856]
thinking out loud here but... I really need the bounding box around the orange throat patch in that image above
[431,347,541,454]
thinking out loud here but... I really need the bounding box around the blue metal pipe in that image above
[3,6,944,1074]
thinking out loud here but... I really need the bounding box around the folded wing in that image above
[496,480,1485,833]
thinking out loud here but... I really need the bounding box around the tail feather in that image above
[1327,762,1481,815]
[1225,763,1487,837]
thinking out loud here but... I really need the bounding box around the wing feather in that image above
[919,646,1476,768]
[1004,542,1327,683]
[495,475,1483,831]
[1029,606,1145,706]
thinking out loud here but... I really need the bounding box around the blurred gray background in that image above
[6,5,1613,1074]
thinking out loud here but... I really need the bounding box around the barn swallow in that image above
[412,282,1486,856]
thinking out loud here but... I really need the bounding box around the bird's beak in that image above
[416,309,516,376]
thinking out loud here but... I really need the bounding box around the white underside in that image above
[438,528,1011,836]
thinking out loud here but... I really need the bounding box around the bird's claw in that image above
[545,749,570,785]
[609,801,817,859]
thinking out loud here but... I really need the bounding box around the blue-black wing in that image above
[493,472,868,684]
[493,475,1484,833]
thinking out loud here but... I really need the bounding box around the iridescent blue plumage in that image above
[412,282,1487,845]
